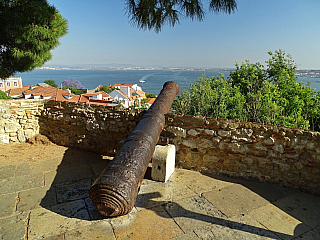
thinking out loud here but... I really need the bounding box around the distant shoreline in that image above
[37,66,235,72]
[36,67,320,78]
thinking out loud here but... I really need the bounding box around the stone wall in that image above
[0,99,45,143]
[39,101,145,155]
[1,99,319,195]
[163,114,320,195]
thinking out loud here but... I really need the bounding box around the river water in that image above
[16,69,320,95]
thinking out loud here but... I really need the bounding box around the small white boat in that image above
[139,80,145,83]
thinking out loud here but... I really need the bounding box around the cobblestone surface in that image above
[0,143,319,239]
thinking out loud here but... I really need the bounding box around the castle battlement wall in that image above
[1,99,319,195]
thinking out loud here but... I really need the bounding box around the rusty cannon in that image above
[89,81,179,217]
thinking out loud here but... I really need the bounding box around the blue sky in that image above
[46,0,320,69]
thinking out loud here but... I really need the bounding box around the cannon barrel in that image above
[89,81,179,217]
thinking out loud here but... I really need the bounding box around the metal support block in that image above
[151,144,176,182]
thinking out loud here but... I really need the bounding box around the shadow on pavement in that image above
[40,148,112,220]
[39,147,319,238]
[135,192,304,240]
[40,147,152,221]
[201,172,320,239]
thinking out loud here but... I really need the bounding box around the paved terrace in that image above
[0,141,319,240]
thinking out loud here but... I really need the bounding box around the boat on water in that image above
[139,80,145,83]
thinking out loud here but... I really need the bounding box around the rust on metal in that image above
[89,81,179,217]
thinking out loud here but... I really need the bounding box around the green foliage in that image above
[44,79,57,88]
[173,73,246,120]
[99,85,114,94]
[125,0,237,32]
[172,50,320,131]
[139,98,150,110]
[141,98,149,104]
[0,0,68,78]
[68,87,83,95]
[0,90,12,99]
[309,92,320,131]
[146,93,157,98]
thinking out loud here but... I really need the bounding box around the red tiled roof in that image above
[82,91,111,98]
[78,95,90,103]
[6,86,29,97]
[78,92,112,106]
[21,86,112,106]
[22,86,80,102]
[137,90,145,95]
[148,98,156,105]
[64,94,81,103]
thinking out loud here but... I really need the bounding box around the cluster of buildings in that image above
[0,77,156,108]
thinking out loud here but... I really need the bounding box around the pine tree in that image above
[125,0,237,32]
[0,0,68,78]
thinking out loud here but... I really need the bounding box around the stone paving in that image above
[0,145,320,239]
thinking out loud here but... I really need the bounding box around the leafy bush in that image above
[99,85,114,93]
[172,50,320,131]
[44,79,58,88]
[0,90,12,99]
[146,93,157,98]
[68,87,84,95]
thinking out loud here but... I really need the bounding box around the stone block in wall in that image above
[187,129,200,136]
[2,114,10,119]
[0,106,7,113]
[203,154,220,164]
[9,136,19,142]
[228,122,240,129]
[235,128,253,137]
[263,137,276,145]
[19,119,27,124]
[182,139,197,148]
[17,130,26,142]
[198,138,215,149]
[4,122,21,133]
[273,144,284,153]
[165,126,186,138]
[228,142,249,154]
[0,134,9,144]
[204,129,215,136]
[217,130,231,137]
[231,135,252,142]
[24,129,36,140]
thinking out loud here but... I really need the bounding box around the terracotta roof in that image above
[82,91,111,99]
[16,86,111,106]
[148,98,156,105]
[77,92,112,106]
[137,90,146,96]
[6,86,29,97]
[22,86,80,102]
[63,94,81,103]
